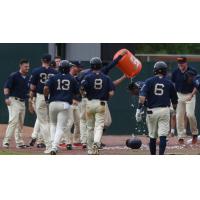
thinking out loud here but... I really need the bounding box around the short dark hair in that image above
[19,59,29,65]
[55,56,61,60]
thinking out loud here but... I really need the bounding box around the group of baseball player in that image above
[129,56,200,155]
[2,50,127,155]
[3,51,200,155]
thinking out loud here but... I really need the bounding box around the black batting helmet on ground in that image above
[90,57,102,70]
[153,61,168,75]
[126,138,142,149]
[59,60,74,74]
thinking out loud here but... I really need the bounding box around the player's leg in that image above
[73,106,81,145]
[86,101,95,154]
[186,95,198,144]
[35,94,51,152]
[80,98,88,147]
[93,102,106,150]
[15,103,26,148]
[3,98,20,147]
[176,93,186,142]
[146,110,159,155]
[49,102,58,146]
[158,108,170,155]
[51,107,69,154]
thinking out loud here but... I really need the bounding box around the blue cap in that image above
[42,54,52,62]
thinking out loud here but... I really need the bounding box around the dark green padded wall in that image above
[0,44,48,126]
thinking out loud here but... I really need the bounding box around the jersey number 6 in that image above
[154,83,164,96]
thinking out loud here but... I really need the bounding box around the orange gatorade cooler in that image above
[113,49,142,78]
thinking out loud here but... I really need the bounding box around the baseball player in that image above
[81,57,115,155]
[171,56,198,144]
[29,54,58,154]
[137,61,178,155]
[44,60,79,155]
[3,59,30,148]
[78,50,128,148]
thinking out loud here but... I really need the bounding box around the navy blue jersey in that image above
[77,55,123,84]
[194,75,200,90]
[30,66,58,94]
[140,76,178,108]
[81,72,114,101]
[135,81,145,90]
[171,67,197,93]
[4,71,29,100]
[46,73,79,104]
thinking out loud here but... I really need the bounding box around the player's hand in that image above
[185,95,193,102]
[72,99,79,106]
[28,102,35,114]
[135,109,142,122]
[120,49,128,56]
[5,99,11,106]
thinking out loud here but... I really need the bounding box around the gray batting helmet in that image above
[59,60,74,74]
[90,57,102,70]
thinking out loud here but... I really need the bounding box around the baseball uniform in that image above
[30,66,58,152]
[3,71,29,148]
[172,66,198,140]
[46,72,79,153]
[81,71,115,154]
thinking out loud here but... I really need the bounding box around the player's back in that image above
[82,72,114,101]
[47,73,79,104]
[30,66,58,94]
[140,76,177,108]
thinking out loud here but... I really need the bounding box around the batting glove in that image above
[135,109,142,122]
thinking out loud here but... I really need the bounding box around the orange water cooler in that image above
[113,49,142,78]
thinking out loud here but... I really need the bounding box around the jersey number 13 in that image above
[57,79,70,90]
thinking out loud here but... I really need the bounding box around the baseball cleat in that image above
[16,144,30,149]
[192,135,198,145]
[59,143,67,148]
[29,138,37,146]
[178,139,184,145]
[44,149,52,154]
[73,143,82,147]
[3,143,9,148]
[50,150,57,155]
[92,143,100,155]
[82,143,87,149]
[66,144,73,150]
[37,143,46,148]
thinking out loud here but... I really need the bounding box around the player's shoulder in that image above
[31,66,43,74]
[9,71,19,77]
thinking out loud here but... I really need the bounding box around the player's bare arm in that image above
[113,74,126,86]
[185,87,197,102]
[4,88,11,106]
[43,86,49,97]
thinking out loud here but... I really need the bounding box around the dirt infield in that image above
[0,124,200,155]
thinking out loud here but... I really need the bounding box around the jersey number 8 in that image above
[94,79,103,90]
[154,83,164,96]
[57,79,70,90]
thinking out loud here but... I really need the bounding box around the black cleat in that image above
[29,138,37,146]
[50,150,56,155]
[66,144,73,150]
[37,143,46,148]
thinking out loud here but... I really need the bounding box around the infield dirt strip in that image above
[0,124,200,155]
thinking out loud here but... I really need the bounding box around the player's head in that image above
[90,57,102,70]
[19,59,30,74]
[50,60,56,68]
[153,61,168,76]
[41,54,52,65]
[128,82,140,96]
[177,56,188,72]
[59,60,74,74]
[54,56,61,68]
[70,60,83,76]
